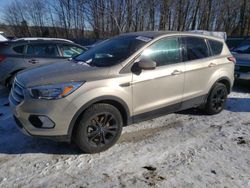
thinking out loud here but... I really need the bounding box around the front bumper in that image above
[235,71,250,81]
[13,116,71,141]
[9,81,79,141]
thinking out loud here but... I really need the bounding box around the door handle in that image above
[28,59,38,64]
[208,63,217,67]
[171,70,182,75]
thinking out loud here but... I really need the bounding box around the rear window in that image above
[13,45,25,54]
[182,37,209,61]
[209,40,223,55]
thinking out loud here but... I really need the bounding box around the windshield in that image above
[233,39,250,54]
[75,35,151,67]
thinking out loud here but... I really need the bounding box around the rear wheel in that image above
[75,103,123,153]
[204,83,228,115]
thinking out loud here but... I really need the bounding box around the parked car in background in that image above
[226,36,249,50]
[10,31,235,153]
[232,38,250,82]
[0,38,87,87]
[0,31,8,42]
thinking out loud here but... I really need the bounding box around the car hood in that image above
[233,53,250,66]
[16,61,110,88]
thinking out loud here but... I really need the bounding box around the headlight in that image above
[29,82,84,100]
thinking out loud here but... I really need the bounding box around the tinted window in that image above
[60,45,85,57]
[182,37,209,61]
[140,37,181,67]
[209,40,223,55]
[13,45,25,54]
[27,44,59,57]
[75,36,150,67]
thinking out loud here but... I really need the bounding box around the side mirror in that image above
[138,59,156,70]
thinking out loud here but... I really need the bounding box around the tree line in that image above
[2,0,250,39]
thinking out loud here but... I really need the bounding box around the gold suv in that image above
[10,31,235,153]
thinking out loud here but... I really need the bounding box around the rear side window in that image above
[141,37,181,67]
[209,40,223,55]
[182,37,209,61]
[13,45,25,54]
[27,44,59,57]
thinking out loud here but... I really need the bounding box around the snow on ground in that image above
[0,85,250,188]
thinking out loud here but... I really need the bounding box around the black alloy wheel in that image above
[86,113,119,147]
[205,83,228,115]
[75,103,123,153]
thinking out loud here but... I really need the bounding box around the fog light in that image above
[29,115,55,129]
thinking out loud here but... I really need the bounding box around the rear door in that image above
[181,36,219,101]
[23,43,67,66]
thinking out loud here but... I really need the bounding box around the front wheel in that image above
[204,83,228,115]
[75,103,123,153]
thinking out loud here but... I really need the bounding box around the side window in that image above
[60,45,85,58]
[27,44,59,57]
[13,45,25,54]
[209,39,223,55]
[182,37,209,61]
[140,37,181,67]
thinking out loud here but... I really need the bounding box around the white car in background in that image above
[0,31,8,41]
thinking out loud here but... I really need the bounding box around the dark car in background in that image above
[232,38,250,82]
[226,36,249,50]
[0,38,87,87]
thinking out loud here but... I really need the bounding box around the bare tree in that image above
[2,0,250,39]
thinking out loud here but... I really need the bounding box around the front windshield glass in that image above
[75,35,152,67]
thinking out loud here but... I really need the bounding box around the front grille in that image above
[9,79,24,106]
[239,65,250,73]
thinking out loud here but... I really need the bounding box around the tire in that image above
[204,83,228,115]
[75,103,123,153]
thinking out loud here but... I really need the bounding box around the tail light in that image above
[228,56,236,64]
[0,55,6,62]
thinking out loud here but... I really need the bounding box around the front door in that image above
[132,37,185,117]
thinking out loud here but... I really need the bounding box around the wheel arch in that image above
[215,76,232,94]
[205,76,232,103]
[5,68,25,86]
[68,96,131,140]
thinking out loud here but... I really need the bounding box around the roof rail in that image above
[13,37,74,43]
